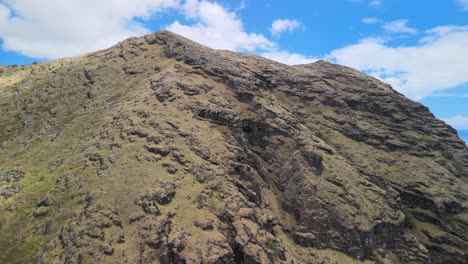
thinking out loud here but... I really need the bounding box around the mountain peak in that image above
[0,30,467,264]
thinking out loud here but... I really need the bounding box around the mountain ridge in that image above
[0,30,467,264]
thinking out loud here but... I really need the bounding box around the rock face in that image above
[0,31,467,264]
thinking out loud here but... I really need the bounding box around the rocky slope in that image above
[0,31,467,264]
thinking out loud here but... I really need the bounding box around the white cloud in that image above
[420,25,468,43]
[270,19,303,37]
[167,0,274,52]
[261,51,317,65]
[362,17,381,24]
[383,19,418,34]
[235,0,246,12]
[327,25,468,99]
[444,115,468,129]
[0,0,180,59]
[181,0,199,17]
[0,3,9,20]
[456,0,468,11]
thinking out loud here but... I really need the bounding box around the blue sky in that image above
[0,0,467,136]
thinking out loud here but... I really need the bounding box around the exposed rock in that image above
[145,146,171,157]
[99,245,115,256]
[138,197,161,215]
[147,183,176,205]
[129,214,145,224]
[86,153,108,170]
[0,171,25,199]
[33,207,50,218]
[193,220,214,231]
[37,197,52,207]
[117,234,125,244]
[150,79,175,102]
[122,65,146,75]
[84,68,96,84]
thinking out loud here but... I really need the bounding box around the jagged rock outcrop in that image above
[0,30,467,264]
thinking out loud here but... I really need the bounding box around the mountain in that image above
[0,31,467,264]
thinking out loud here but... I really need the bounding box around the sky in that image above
[0,0,467,139]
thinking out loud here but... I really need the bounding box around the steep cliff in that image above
[0,31,467,264]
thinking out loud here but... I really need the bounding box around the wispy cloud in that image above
[270,19,303,37]
[351,0,383,8]
[327,25,468,99]
[420,25,468,43]
[369,0,383,8]
[261,51,317,65]
[383,19,418,34]
[428,93,468,98]
[455,0,468,11]
[167,0,274,52]
[362,17,381,24]
[444,115,468,129]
